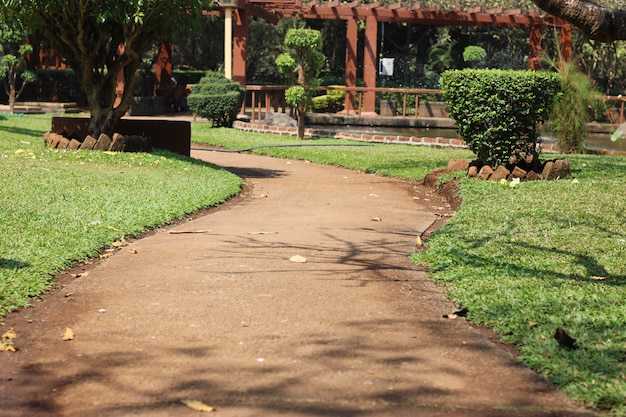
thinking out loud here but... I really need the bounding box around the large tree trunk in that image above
[77,54,140,138]
[38,10,145,139]
[531,0,626,41]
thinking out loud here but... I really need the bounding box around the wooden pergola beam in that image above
[292,3,567,28]
[228,0,572,116]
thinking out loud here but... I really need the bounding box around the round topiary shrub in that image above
[187,71,244,127]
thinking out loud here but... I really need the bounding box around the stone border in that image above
[50,117,191,156]
[233,120,626,156]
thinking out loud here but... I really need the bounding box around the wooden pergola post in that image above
[233,7,248,85]
[154,42,173,91]
[560,24,573,63]
[528,25,542,71]
[344,18,358,114]
[363,15,378,116]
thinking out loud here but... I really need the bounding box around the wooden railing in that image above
[242,85,626,124]
[244,85,290,121]
[242,85,443,121]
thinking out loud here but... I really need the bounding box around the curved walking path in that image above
[0,150,595,416]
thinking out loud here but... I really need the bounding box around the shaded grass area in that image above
[194,125,626,414]
[0,115,242,320]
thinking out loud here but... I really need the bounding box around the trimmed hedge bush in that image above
[311,86,345,113]
[441,69,560,166]
[187,71,244,127]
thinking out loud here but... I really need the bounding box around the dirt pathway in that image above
[0,151,595,416]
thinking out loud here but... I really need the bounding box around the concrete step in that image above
[0,102,83,114]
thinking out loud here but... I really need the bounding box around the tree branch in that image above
[531,0,626,41]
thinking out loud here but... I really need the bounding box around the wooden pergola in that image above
[195,0,573,115]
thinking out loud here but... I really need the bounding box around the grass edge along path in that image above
[0,115,242,322]
[194,125,626,415]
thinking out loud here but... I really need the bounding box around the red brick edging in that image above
[233,120,468,149]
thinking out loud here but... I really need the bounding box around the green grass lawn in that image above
[1,116,624,414]
[0,114,242,320]
[193,125,626,415]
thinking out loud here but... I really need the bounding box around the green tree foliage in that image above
[0,44,37,114]
[246,17,290,84]
[172,13,224,72]
[463,45,487,67]
[187,71,244,127]
[441,69,561,167]
[276,28,325,138]
[0,17,37,115]
[579,38,626,95]
[0,0,209,137]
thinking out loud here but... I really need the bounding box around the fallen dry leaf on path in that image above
[1,326,17,351]
[181,399,215,412]
[111,236,127,247]
[436,212,455,218]
[371,217,382,222]
[70,272,89,279]
[62,327,75,341]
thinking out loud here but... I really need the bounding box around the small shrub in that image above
[441,69,561,167]
[187,71,244,127]
[311,86,345,113]
[463,45,487,66]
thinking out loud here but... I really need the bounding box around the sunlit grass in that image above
[0,114,242,319]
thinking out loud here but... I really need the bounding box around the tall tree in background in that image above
[0,44,37,114]
[0,0,209,137]
[0,19,37,114]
